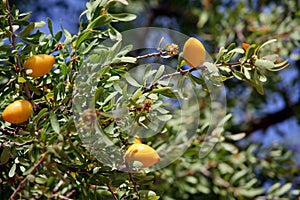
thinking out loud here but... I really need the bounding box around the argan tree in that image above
[1,0,299,199]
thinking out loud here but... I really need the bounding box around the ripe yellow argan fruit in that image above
[24,54,55,78]
[183,37,206,68]
[2,100,33,124]
[124,137,160,168]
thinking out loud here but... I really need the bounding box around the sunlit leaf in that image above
[226,132,246,141]
[50,113,60,133]
[153,65,165,82]
[125,72,140,87]
[9,163,16,178]
[110,13,136,22]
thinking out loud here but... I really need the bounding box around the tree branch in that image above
[9,153,47,200]
[128,172,141,200]
[106,181,118,200]
[5,0,38,111]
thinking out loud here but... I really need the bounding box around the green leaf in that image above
[227,43,236,51]
[244,44,257,59]
[15,136,33,146]
[254,59,275,70]
[156,114,172,121]
[267,182,281,194]
[204,62,219,75]
[221,142,238,154]
[18,11,31,22]
[230,169,247,184]
[244,179,258,189]
[275,183,292,196]
[117,44,133,57]
[110,13,136,21]
[1,145,11,164]
[243,67,251,79]
[94,86,104,101]
[125,72,140,87]
[228,47,244,55]
[256,39,277,55]
[82,39,98,54]
[257,70,267,82]
[27,81,41,96]
[238,188,264,197]
[185,176,198,184]
[226,132,246,141]
[17,76,26,83]
[35,176,47,184]
[47,17,53,36]
[19,22,35,37]
[150,87,177,98]
[27,174,35,182]
[9,163,16,178]
[232,70,245,80]
[215,46,227,64]
[111,0,129,5]
[253,70,265,95]
[103,91,118,105]
[54,30,63,42]
[139,190,159,199]
[87,14,112,29]
[34,108,48,124]
[34,21,46,28]
[50,113,60,133]
[270,60,289,71]
[153,65,165,82]
[62,28,72,40]
[76,30,93,49]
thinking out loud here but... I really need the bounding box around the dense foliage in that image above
[1,0,299,199]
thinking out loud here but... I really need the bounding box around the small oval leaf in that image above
[1,145,11,164]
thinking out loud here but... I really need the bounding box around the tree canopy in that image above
[0,0,299,199]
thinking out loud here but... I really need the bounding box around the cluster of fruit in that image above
[124,37,206,168]
[2,54,55,124]
[1,37,206,168]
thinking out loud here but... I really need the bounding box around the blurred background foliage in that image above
[1,0,300,199]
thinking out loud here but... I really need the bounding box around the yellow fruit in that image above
[183,37,206,68]
[24,54,55,78]
[124,137,160,168]
[2,100,33,124]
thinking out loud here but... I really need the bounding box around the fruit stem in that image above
[133,136,142,144]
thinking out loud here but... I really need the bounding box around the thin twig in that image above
[50,194,73,200]
[52,174,67,193]
[106,181,118,200]
[142,65,205,94]
[66,189,76,198]
[136,51,168,60]
[9,153,47,200]
[0,77,16,93]
[128,172,141,199]
[215,61,244,68]
[6,0,35,107]
[142,58,252,94]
